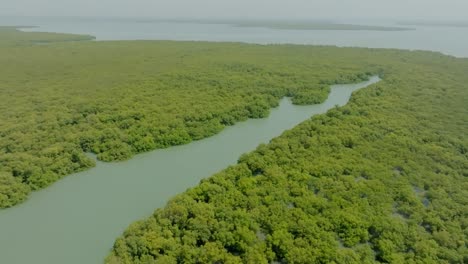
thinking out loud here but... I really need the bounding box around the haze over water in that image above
[1,16,468,58]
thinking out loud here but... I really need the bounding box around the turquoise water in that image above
[0,77,380,264]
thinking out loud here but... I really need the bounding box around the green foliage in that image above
[0,26,94,46]
[2,26,468,263]
[0,172,30,208]
[108,48,468,262]
[0,28,377,207]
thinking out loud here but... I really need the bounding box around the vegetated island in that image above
[233,21,413,31]
[398,20,468,28]
[139,18,414,31]
[0,26,466,263]
[0,26,95,46]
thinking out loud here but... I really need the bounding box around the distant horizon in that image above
[4,0,468,22]
[2,14,468,24]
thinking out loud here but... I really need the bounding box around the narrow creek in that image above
[0,76,380,264]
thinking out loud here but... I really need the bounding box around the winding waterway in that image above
[0,77,380,264]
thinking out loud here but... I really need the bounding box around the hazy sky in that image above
[2,0,467,20]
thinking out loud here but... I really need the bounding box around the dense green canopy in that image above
[0,26,467,263]
[0,27,375,207]
[107,46,468,262]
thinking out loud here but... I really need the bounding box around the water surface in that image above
[1,16,467,57]
[0,77,380,264]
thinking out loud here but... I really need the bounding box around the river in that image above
[0,77,380,264]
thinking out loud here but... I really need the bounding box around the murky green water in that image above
[0,77,379,264]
